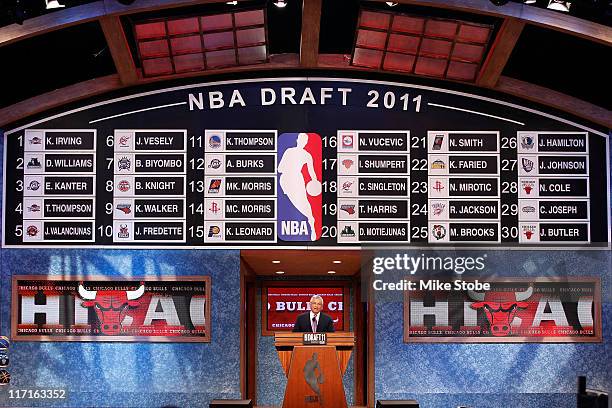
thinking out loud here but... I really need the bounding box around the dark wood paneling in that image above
[0,1,105,47]
[240,258,258,401]
[477,18,525,88]
[353,279,366,406]
[99,15,139,85]
[0,74,122,128]
[300,0,322,67]
[496,76,612,129]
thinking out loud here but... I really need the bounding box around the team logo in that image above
[118,135,131,147]
[522,206,536,213]
[521,180,536,195]
[27,157,42,169]
[340,204,355,215]
[0,369,10,385]
[277,133,322,242]
[208,158,222,169]
[208,225,221,238]
[432,224,446,240]
[29,136,42,145]
[118,180,130,192]
[432,180,445,192]
[467,286,533,337]
[341,134,354,148]
[77,282,145,335]
[209,135,222,149]
[522,158,534,173]
[522,224,537,240]
[342,180,354,192]
[28,180,41,191]
[431,202,445,216]
[341,158,354,170]
[116,204,131,214]
[431,159,446,170]
[117,224,130,238]
[26,225,39,237]
[209,201,222,214]
[208,179,222,193]
[340,225,356,237]
[432,135,444,150]
[521,135,535,150]
[0,350,8,367]
[0,337,8,349]
[28,203,41,213]
[117,157,131,171]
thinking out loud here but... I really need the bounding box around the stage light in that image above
[385,2,399,6]
[273,0,287,7]
[275,270,285,275]
[226,1,238,4]
[327,270,336,274]
[524,0,536,3]
[272,260,281,264]
[45,0,65,9]
[547,0,572,11]
[332,260,342,264]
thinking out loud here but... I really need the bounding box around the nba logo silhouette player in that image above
[277,133,322,241]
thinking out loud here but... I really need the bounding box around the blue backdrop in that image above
[0,247,242,407]
[374,250,611,408]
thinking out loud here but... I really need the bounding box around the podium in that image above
[274,332,355,408]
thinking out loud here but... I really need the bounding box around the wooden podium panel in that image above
[282,346,347,408]
[275,332,355,376]
[275,332,354,408]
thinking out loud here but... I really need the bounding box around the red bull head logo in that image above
[78,283,145,335]
[468,286,533,336]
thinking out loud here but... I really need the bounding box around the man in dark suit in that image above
[292,295,335,333]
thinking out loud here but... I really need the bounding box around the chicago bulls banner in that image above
[404,278,601,343]
[261,283,350,336]
[11,276,211,342]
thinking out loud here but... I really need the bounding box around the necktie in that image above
[311,316,317,333]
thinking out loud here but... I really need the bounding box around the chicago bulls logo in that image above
[78,283,145,335]
[468,286,533,337]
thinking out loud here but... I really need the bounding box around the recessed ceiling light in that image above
[226,1,238,5]
[272,260,281,264]
[385,2,398,6]
[332,260,342,264]
[46,0,65,9]
[327,270,336,274]
[547,0,571,11]
[275,270,285,275]
[273,0,287,7]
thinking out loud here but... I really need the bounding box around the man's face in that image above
[310,298,323,314]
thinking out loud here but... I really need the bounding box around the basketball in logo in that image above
[277,133,322,241]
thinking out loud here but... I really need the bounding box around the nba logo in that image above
[277,133,322,241]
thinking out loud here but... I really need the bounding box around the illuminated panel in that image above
[352,9,493,82]
[134,8,268,77]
